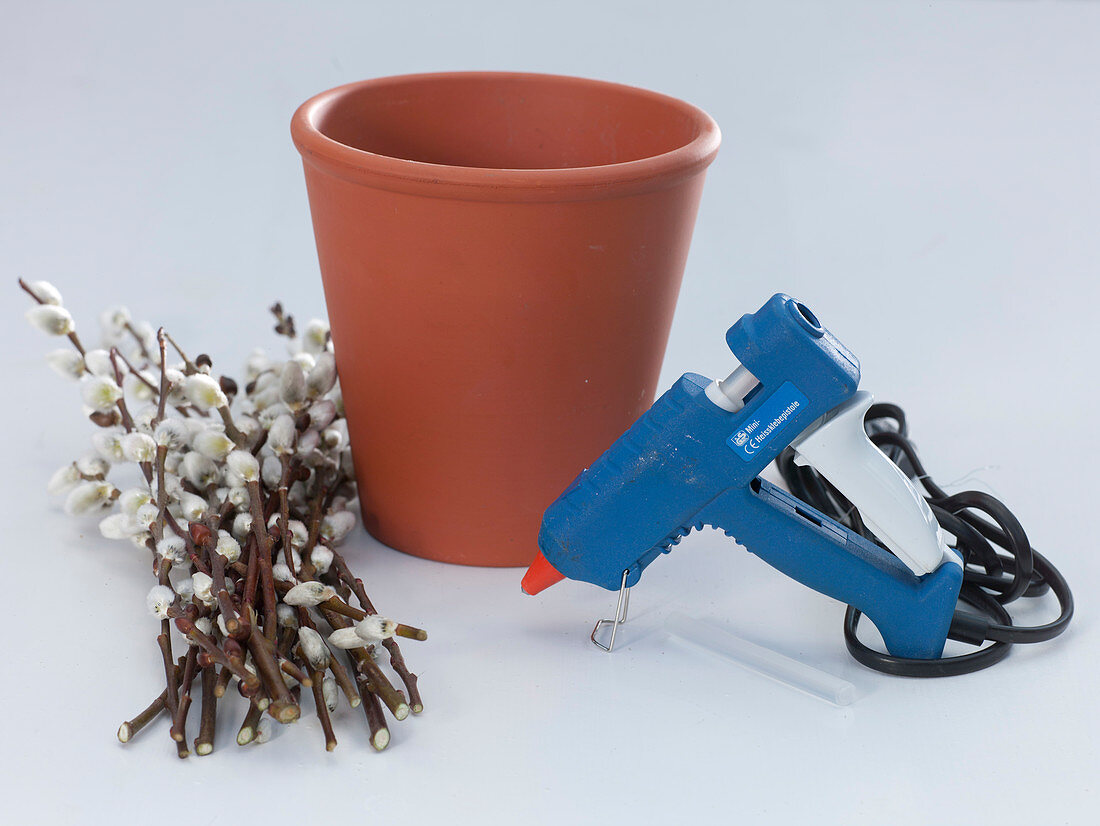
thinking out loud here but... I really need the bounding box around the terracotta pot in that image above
[292,72,719,567]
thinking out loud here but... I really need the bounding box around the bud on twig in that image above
[327,627,370,650]
[297,627,331,670]
[26,304,74,335]
[80,376,123,412]
[283,581,337,607]
[183,374,228,411]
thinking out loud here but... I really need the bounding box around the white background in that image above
[2,1,1098,823]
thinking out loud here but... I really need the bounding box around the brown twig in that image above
[355,674,391,751]
[246,613,299,723]
[192,521,248,639]
[213,665,233,699]
[111,347,159,394]
[162,331,197,373]
[310,667,338,752]
[296,490,325,580]
[245,480,279,642]
[381,637,423,714]
[237,701,264,746]
[175,616,260,695]
[157,633,180,719]
[242,534,260,609]
[277,455,295,571]
[118,689,168,743]
[194,664,217,756]
[108,349,141,443]
[217,405,249,447]
[122,320,154,362]
[169,646,198,743]
[152,329,170,428]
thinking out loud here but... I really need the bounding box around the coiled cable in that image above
[776,403,1073,677]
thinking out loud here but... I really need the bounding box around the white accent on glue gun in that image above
[705,364,760,413]
[790,391,956,575]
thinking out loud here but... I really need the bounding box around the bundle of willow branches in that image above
[20,279,424,756]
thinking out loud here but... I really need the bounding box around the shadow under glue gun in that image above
[521,294,963,659]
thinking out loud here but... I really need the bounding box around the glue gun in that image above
[522,294,963,660]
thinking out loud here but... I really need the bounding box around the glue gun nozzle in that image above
[521,551,565,595]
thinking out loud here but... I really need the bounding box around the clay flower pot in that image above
[292,71,719,567]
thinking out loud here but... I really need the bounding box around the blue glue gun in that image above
[522,294,963,659]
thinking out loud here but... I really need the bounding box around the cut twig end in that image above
[270,700,301,724]
[395,624,428,642]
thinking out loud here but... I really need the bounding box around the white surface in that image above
[2,1,1098,823]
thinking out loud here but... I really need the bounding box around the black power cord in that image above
[776,402,1074,677]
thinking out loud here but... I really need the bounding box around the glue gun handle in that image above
[698,479,962,659]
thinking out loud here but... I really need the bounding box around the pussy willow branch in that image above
[18,278,86,356]
[24,284,426,757]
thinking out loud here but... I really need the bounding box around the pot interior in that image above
[311,74,704,170]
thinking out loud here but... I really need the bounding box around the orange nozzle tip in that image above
[521,551,565,595]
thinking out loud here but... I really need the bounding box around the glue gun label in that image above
[727,381,810,462]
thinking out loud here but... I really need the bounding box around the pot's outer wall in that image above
[295,73,719,567]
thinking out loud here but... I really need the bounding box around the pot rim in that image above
[291,71,721,202]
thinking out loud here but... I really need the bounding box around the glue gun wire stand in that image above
[777,403,1074,678]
